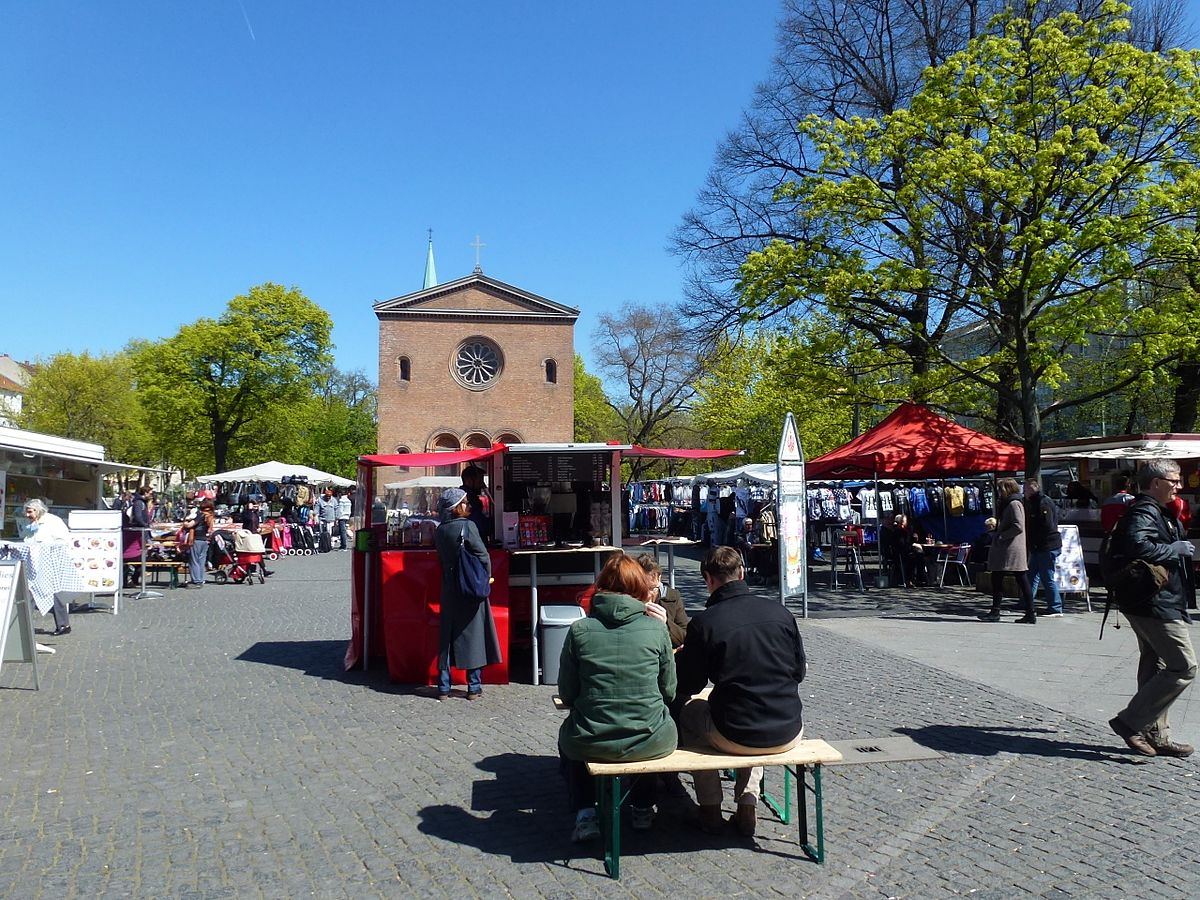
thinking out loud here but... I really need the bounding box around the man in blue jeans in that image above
[1024,478,1063,616]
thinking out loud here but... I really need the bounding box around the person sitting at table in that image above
[22,498,73,636]
[558,553,677,842]
[885,513,928,587]
[634,554,689,649]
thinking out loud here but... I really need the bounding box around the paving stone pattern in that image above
[2,550,1197,898]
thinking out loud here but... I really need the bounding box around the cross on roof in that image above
[471,235,486,273]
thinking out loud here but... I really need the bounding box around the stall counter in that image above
[346,547,510,685]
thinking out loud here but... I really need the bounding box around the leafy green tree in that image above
[133,283,333,474]
[573,354,618,442]
[276,368,377,478]
[17,351,154,468]
[739,1,1200,471]
[693,326,859,463]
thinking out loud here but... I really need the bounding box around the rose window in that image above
[454,339,502,388]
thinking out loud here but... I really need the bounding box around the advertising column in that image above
[776,412,808,616]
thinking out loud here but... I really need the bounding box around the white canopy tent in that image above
[196,460,355,488]
[382,475,465,491]
[696,462,778,484]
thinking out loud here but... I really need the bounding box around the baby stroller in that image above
[208,530,238,580]
[213,530,267,584]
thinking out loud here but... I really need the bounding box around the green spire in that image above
[423,229,437,289]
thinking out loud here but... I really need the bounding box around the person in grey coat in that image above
[433,488,503,700]
[979,477,1037,624]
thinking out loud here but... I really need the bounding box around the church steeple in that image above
[423,229,438,289]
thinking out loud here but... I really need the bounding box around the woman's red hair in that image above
[594,553,651,600]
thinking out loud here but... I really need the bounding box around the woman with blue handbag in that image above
[433,488,503,701]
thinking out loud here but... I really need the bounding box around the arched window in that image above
[430,433,461,477]
[398,356,411,382]
[544,359,557,384]
[463,432,491,450]
[394,445,411,473]
[495,432,522,446]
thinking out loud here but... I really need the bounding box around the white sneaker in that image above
[630,804,656,831]
[572,809,600,842]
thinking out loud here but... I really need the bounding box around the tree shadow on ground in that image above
[417,753,819,872]
[897,724,1139,763]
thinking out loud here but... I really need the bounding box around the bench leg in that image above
[797,764,826,864]
[597,775,622,879]
[761,764,793,825]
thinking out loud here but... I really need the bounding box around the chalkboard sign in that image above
[504,453,608,486]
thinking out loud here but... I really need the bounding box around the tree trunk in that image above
[1169,359,1200,432]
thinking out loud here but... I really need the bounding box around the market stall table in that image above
[0,541,88,616]
[621,535,696,588]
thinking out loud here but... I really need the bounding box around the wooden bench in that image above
[585,740,842,879]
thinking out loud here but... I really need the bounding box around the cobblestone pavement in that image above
[2,549,1198,898]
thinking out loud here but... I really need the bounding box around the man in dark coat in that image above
[1108,459,1197,758]
[433,488,503,701]
[1024,478,1064,616]
[674,546,806,837]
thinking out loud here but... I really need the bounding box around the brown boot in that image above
[696,804,724,834]
[731,799,757,837]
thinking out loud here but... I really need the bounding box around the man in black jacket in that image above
[674,546,806,837]
[1024,478,1064,615]
[1108,459,1196,758]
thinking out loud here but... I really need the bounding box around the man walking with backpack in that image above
[1024,479,1063,616]
[1108,459,1197,758]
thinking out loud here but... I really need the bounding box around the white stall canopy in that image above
[196,461,354,488]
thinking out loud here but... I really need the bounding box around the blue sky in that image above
[4,2,1197,385]
[0,1,783,378]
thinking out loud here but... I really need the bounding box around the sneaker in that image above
[1109,716,1156,756]
[630,805,656,831]
[977,611,1002,622]
[572,810,600,842]
[1145,735,1194,758]
[1042,611,1064,618]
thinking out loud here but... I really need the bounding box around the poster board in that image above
[67,510,123,596]
[777,412,808,615]
[1054,524,1088,595]
[0,560,39,689]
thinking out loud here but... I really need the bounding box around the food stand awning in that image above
[623,446,743,460]
[358,444,507,468]
[1041,433,1200,460]
[806,402,1026,479]
[195,460,355,487]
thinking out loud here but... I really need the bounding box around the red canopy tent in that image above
[806,402,1025,480]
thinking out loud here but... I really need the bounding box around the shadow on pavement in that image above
[236,639,351,676]
[898,724,1134,762]
[417,753,818,870]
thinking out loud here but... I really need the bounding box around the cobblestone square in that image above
[2,550,1197,898]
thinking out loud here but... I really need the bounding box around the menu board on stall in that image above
[67,510,123,594]
[504,453,608,485]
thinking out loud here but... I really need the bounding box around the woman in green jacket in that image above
[558,553,677,842]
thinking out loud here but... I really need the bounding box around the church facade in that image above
[374,270,578,455]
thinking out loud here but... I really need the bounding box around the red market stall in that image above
[345,442,740,686]
[805,402,1026,480]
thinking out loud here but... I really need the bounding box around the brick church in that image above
[374,239,578,456]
